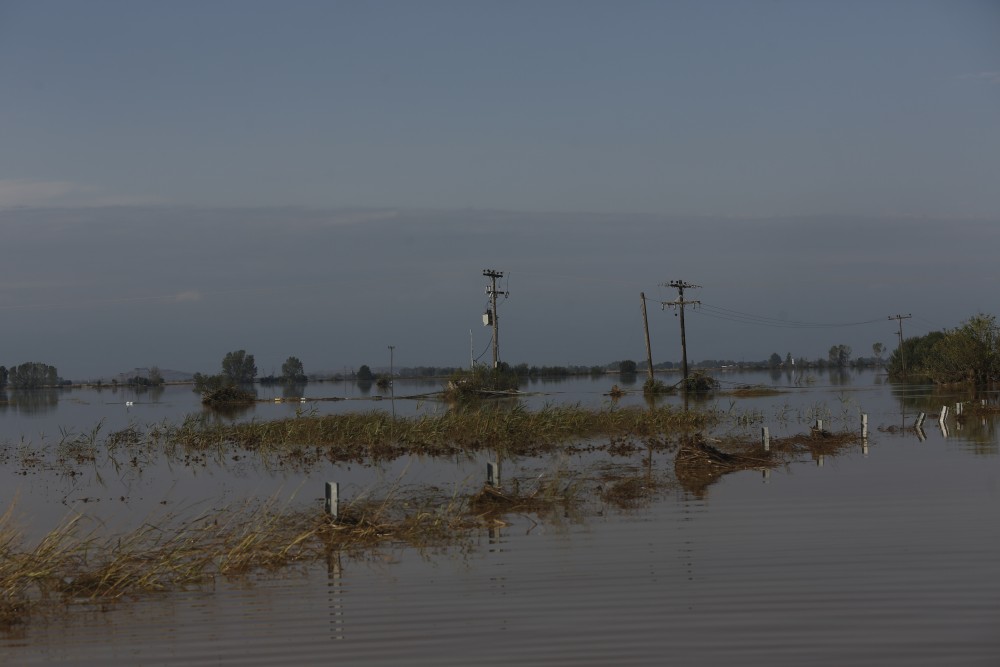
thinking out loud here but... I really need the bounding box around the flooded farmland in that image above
[1,370,999,666]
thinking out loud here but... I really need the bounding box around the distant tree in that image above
[221,350,257,385]
[618,359,637,374]
[281,356,307,383]
[148,366,164,386]
[357,364,374,381]
[828,344,851,368]
[8,362,59,389]
[193,372,226,391]
[785,353,793,367]
[768,353,782,368]
[872,342,885,367]
[0,366,7,388]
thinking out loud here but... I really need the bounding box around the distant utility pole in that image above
[387,344,396,417]
[483,269,507,368]
[640,293,654,382]
[888,314,912,376]
[661,280,701,386]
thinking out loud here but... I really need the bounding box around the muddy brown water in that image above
[1,371,998,665]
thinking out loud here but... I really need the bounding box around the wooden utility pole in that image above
[640,293,654,382]
[888,313,912,376]
[662,280,701,387]
[483,269,507,368]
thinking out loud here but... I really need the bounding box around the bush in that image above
[444,365,519,400]
[201,386,256,406]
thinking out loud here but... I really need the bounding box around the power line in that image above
[691,303,885,329]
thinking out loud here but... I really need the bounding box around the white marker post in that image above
[325,482,339,519]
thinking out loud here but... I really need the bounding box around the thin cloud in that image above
[0,179,159,208]
[0,179,92,207]
[173,290,202,302]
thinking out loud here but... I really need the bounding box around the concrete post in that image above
[325,482,339,519]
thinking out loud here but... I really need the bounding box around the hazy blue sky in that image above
[1,2,998,379]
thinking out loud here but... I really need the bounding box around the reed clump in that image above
[674,427,865,497]
[674,435,776,497]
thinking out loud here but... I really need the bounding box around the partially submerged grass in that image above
[143,403,717,464]
[724,385,785,397]
[0,472,592,630]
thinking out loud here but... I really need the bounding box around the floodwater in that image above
[2,370,999,666]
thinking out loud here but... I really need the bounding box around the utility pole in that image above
[888,314,912,376]
[661,280,701,387]
[640,293,654,382]
[483,269,507,368]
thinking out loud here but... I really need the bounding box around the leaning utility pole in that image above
[640,293,654,382]
[483,269,507,368]
[662,280,701,387]
[888,313,912,376]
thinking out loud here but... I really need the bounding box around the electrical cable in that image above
[474,332,494,363]
[689,302,884,329]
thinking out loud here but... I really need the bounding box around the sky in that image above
[1,1,999,380]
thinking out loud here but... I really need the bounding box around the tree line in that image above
[11,314,999,390]
[194,350,307,391]
[887,313,1000,384]
[0,363,63,389]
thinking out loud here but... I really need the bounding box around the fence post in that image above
[325,482,339,519]
[761,426,770,452]
[487,461,500,487]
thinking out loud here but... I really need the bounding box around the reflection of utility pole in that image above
[888,314,911,376]
[640,293,654,382]
[483,269,507,368]
[661,280,701,387]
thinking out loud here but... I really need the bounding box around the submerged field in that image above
[1,372,998,665]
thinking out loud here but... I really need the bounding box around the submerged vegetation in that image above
[147,402,715,462]
[443,364,520,400]
[200,385,256,407]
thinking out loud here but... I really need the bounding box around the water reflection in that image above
[618,372,638,387]
[326,550,345,641]
[0,388,62,414]
[280,383,307,400]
